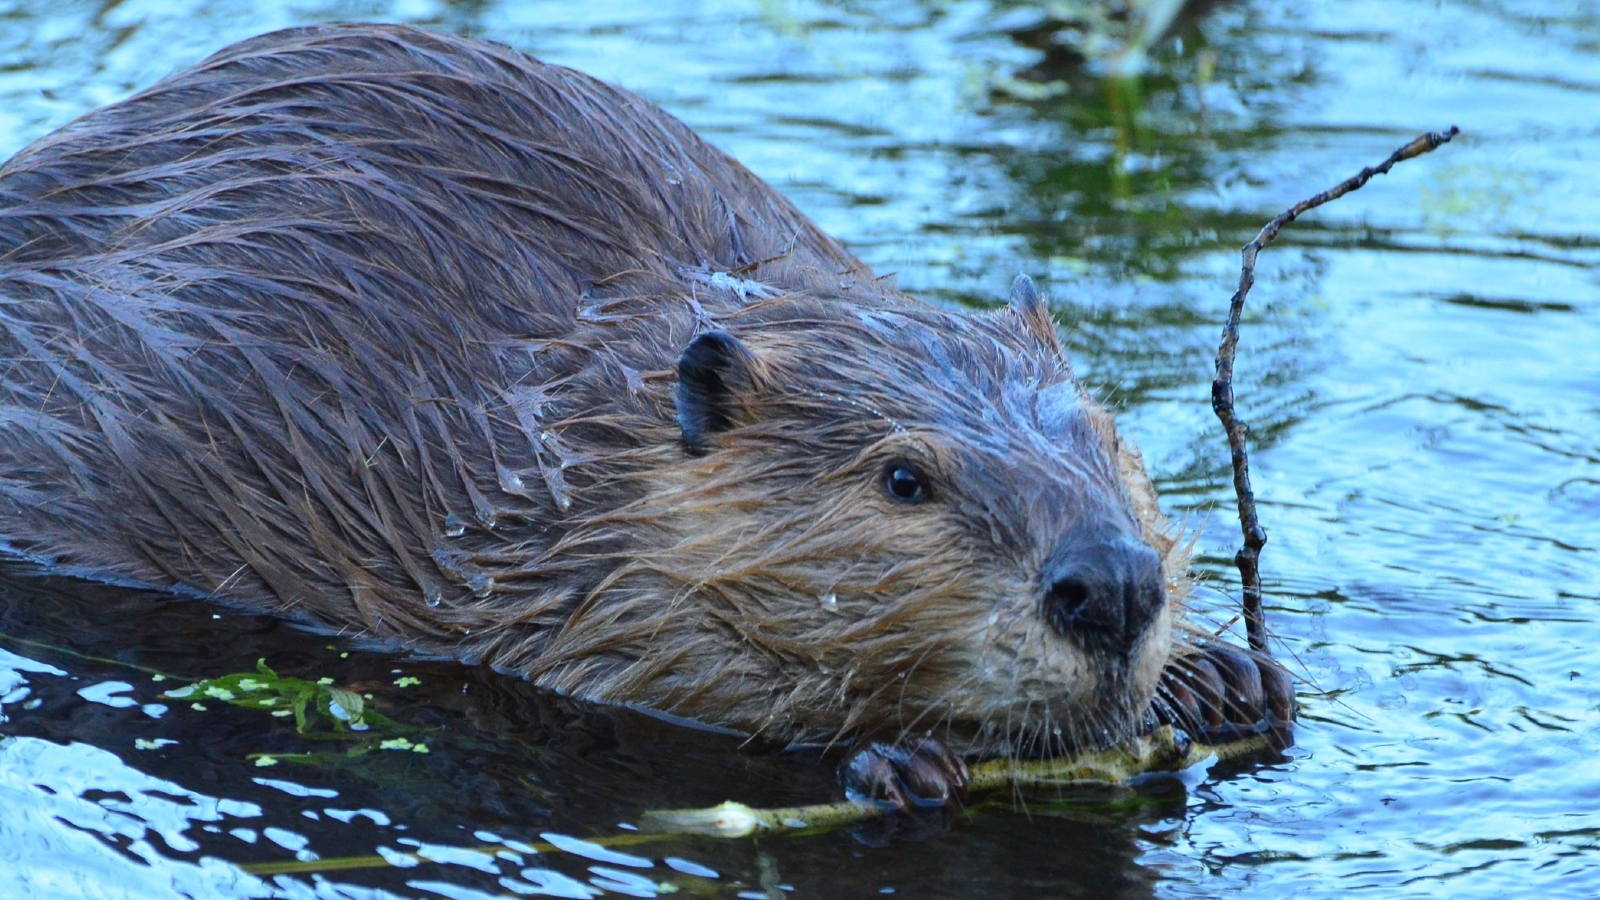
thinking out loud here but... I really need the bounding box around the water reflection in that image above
[991,3,1312,278]
[1,0,1598,897]
[1,567,1184,898]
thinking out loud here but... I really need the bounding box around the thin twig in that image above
[239,832,670,877]
[1213,125,1460,654]
[0,628,177,680]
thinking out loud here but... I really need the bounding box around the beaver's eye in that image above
[883,462,929,504]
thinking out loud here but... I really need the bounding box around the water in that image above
[1,0,1596,896]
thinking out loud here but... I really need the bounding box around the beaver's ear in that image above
[1006,274,1064,357]
[676,330,763,456]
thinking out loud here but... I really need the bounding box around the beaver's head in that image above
[540,276,1184,756]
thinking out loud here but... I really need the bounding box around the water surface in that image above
[1,0,1597,897]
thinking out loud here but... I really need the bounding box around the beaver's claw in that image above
[1154,641,1295,747]
[840,736,969,810]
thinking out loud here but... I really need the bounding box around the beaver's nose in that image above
[1041,537,1166,655]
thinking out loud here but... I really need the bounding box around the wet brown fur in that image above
[0,24,1191,754]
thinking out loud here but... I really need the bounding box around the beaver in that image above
[0,24,1288,805]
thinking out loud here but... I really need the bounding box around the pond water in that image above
[1,0,1597,897]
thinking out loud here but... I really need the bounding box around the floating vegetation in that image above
[163,658,395,735]
[159,658,429,766]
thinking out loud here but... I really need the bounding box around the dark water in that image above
[1,0,1597,897]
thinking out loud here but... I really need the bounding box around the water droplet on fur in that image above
[443,514,466,538]
[537,432,574,509]
[468,573,494,598]
[498,467,525,493]
[469,494,500,529]
[423,584,444,608]
[432,548,466,579]
[819,592,838,611]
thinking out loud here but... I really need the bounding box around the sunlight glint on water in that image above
[1,0,1597,896]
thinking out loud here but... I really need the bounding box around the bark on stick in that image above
[1214,126,1460,654]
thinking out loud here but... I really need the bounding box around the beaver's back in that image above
[0,24,875,638]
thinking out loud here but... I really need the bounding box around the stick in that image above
[240,832,670,877]
[638,726,1272,838]
[1213,126,1460,654]
[240,728,1269,873]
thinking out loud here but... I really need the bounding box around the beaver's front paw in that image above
[840,736,969,810]
[1155,641,1295,746]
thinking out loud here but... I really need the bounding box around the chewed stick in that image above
[638,725,1271,838]
[1214,126,1460,654]
[238,729,1267,873]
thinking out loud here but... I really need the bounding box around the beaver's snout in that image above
[1041,536,1166,656]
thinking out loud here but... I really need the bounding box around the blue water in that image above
[1,1,1597,897]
